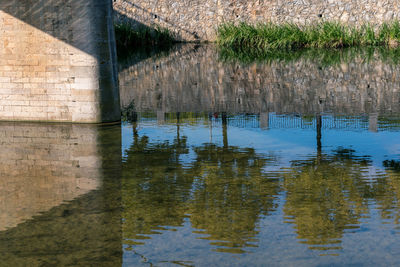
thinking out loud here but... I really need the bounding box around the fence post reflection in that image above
[316,114,322,158]
[222,112,228,148]
[369,113,378,132]
[260,112,269,129]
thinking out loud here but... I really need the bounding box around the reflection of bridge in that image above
[0,123,101,230]
[0,123,122,265]
[0,1,120,123]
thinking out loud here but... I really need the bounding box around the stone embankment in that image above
[114,0,400,41]
[119,45,400,115]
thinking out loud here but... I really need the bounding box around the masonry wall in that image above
[114,0,400,41]
[0,0,120,123]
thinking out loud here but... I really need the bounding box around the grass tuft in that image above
[217,21,400,51]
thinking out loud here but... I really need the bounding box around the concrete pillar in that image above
[222,112,228,148]
[0,0,120,123]
[369,113,378,132]
[157,109,165,124]
[260,112,269,129]
[316,114,322,155]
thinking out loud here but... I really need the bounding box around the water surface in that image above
[1,45,400,266]
[120,112,400,266]
[118,45,400,266]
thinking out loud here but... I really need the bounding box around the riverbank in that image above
[217,22,400,51]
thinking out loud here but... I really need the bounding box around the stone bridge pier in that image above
[0,0,120,123]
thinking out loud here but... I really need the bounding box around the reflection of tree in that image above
[374,160,400,224]
[122,129,193,245]
[283,148,372,253]
[187,143,279,253]
[122,121,281,254]
[122,113,400,257]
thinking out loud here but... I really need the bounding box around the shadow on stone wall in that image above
[114,1,200,41]
[0,0,114,58]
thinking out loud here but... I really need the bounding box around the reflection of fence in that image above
[212,114,260,129]
[268,115,370,130]
[208,114,395,131]
[134,112,400,132]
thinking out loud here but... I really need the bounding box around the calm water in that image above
[2,45,400,266]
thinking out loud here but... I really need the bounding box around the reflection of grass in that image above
[376,116,400,131]
[217,21,400,65]
[218,46,400,66]
[217,22,400,50]
[115,22,175,52]
[377,47,400,63]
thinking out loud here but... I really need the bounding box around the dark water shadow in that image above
[118,43,200,72]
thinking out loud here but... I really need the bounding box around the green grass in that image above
[217,21,400,51]
[114,22,175,52]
